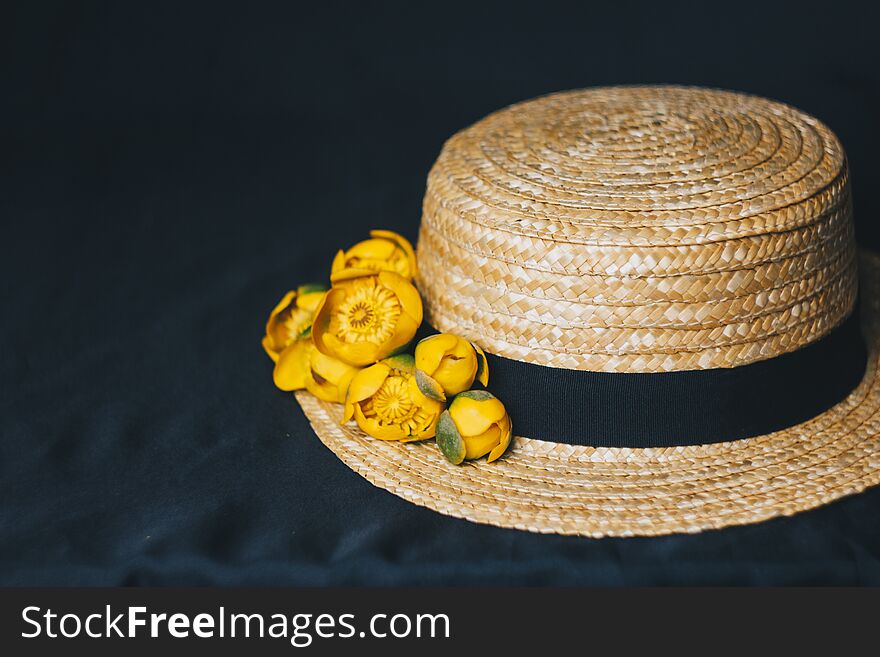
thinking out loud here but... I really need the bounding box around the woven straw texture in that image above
[417,86,857,372]
[296,253,880,537]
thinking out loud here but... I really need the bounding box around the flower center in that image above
[366,374,416,422]
[333,278,401,344]
[348,303,373,327]
[361,371,435,435]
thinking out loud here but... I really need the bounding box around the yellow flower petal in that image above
[347,238,397,261]
[487,418,512,462]
[473,344,490,387]
[305,374,341,403]
[306,364,356,403]
[414,338,444,375]
[450,337,474,358]
[337,340,383,366]
[347,363,391,403]
[410,410,441,440]
[310,350,356,383]
[296,290,326,312]
[384,311,420,355]
[310,287,342,354]
[263,290,297,355]
[331,250,346,275]
[343,398,355,423]
[267,290,297,327]
[414,334,480,395]
[329,267,377,285]
[449,396,507,436]
[378,271,423,325]
[422,416,441,438]
[262,335,280,363]
[432,352,477,395]
[497,413,511,436]
[464,425,501,460]
[353,404,408,440]
[415,333,457,371]
[400,432,430,443]
[334,231,414,279]
[300,348,359,403]
[337,369,358,403]
[370,229,417,279]
[272,340,312,391]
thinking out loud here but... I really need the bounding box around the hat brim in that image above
[293,251,880,537]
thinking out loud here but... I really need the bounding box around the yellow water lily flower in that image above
[343,354,443,442]
[437,391,512,464]
[273,338,359,403]
[331,229,417,281]
[312,270,422,367]
[414,333,489,397]
[261,284,327,362]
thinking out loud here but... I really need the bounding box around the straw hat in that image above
[295,86,880,537]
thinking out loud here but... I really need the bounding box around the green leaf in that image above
[436,411,466,465]
[415,369,446,402]
[454,389,495,402]
[297,283,328,295]
[382,352,415,372]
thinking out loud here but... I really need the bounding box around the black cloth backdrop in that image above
[3,1,880,585]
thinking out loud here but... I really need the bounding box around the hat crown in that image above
[417,86,856,372]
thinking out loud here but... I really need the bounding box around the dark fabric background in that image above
[2,1,880,585]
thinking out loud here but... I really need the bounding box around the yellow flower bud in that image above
[312,271,422,367]
[414,333,489,396]
[343,354,443,442]
[331,229,417,281]
[437,391,512,464]
[261,284,327,362]
[273,338,359,404]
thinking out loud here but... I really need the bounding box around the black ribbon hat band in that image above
[429,310,868,449]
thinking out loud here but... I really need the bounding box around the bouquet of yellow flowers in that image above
[261,229,512,464]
